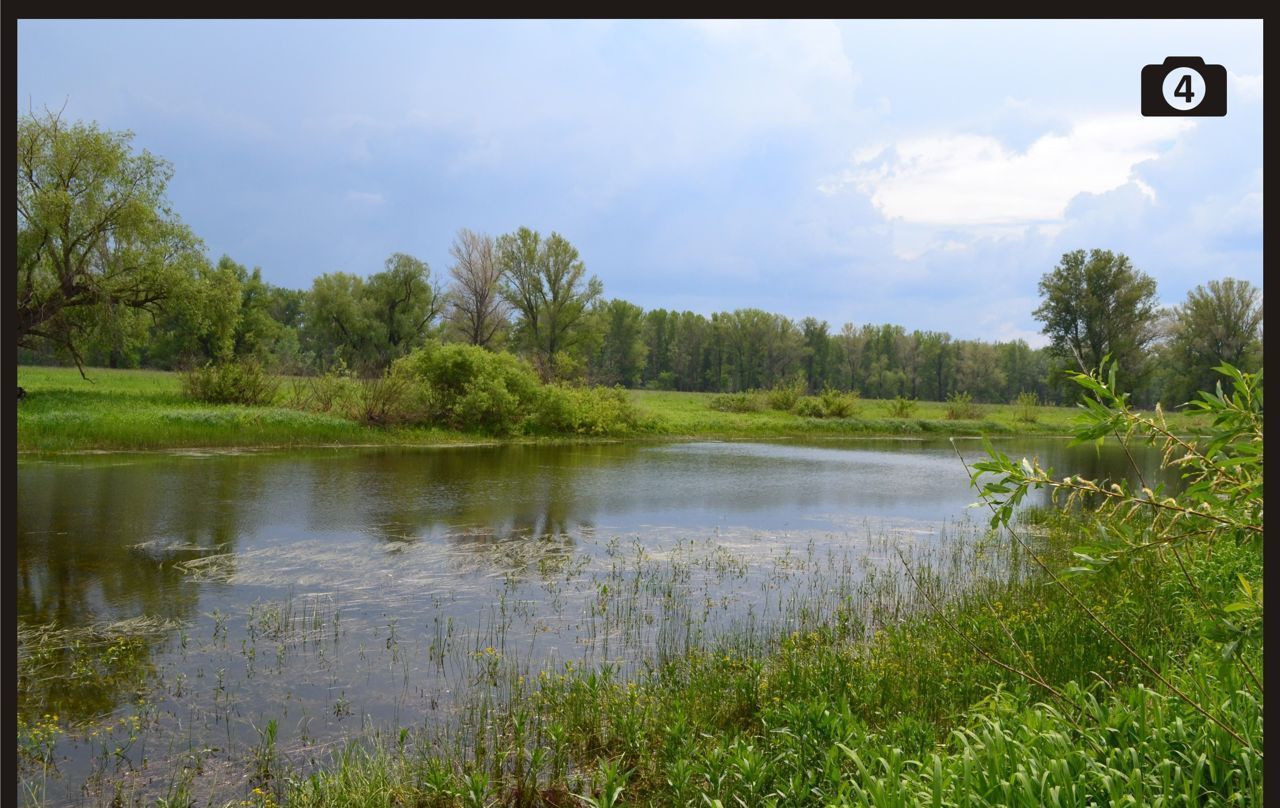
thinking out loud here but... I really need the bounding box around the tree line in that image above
[17,111,1262,408]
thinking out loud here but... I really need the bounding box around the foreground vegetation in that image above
[16,364,1212,453]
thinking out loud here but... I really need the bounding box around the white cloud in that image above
[831,115,1194,227]
[1133,179,1158,202]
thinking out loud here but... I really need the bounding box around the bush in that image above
[820,386,860,418]
[794,387,861,418]
[885,395,917,418]
[944,391,979,420]
[531,385,647,436]
[392,342,542,435]
[794,396,825,418]
[287,367,358,413]
[708,392,764,413]
[765,377,807,411]
[1013,390,1039,423]
[343,374,415,427]
[181,359,279,406]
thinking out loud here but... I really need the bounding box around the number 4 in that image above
[1175,74,1195,104]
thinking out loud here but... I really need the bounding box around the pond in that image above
[16,437,1174,805]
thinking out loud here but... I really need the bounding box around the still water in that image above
[16,438,1171,805]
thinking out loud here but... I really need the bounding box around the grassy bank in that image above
[15,367,463,452]
[16,366,1208,452]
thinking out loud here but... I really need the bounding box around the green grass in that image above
[16,366,493,452]
[628,388,1208,440]
[17,366,1212,452]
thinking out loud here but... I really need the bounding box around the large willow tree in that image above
[17,110,205,372]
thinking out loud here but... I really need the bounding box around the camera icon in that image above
[1141,57,1227,116]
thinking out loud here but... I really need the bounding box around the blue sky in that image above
[17,20,1263,346]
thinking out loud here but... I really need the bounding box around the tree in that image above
[719,309,802,391]
[445,228,507,348]
[365,252,442,366]
[669,311,710,391]
[146,255,243,367]
[17,110,205,371]
[801,317,831,393]
[641,308,676,387]
[1160,278,1262,406]
[497,227,602,380]
[917,331,952,401]
[835,323,865,392]
[302,272,377,372]
[1033,249,1159,397]
[587,298,647,387]
[896,329,924,399]
[952,340,1007,402]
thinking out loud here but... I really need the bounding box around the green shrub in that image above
[794,396,825,418]
[532,385,647,435]
[392,342,542,435]
[885,395,917,418]
[708,392,764,413]
[819,386,860,418]
[792,388,861,419]
[944,391,979,420]
[181,359,279,406]
[765,377,807,411]
[1013,390,1039,423]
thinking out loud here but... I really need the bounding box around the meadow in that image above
[15,366,1209,453]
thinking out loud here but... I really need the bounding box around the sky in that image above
[16,19,1263,346]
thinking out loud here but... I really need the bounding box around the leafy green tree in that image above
[1033,249,1159,398]
[587,298,647,387]
[641,308,676,388]
[1159,278,1262,406]
[860,324,907,398]
[669,311,711,391]
[365,252,443,366]
[916,331,952,401]
[896,329,924,399]
[952,340,1007,402]
[16,110,205,372]
[834,323,865,393]
[302,271,378,372]
[717,309,803,391]
[801,317,831,393]
[78,305,152,369]
[144,255,240,368]
[497,227,602,380]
